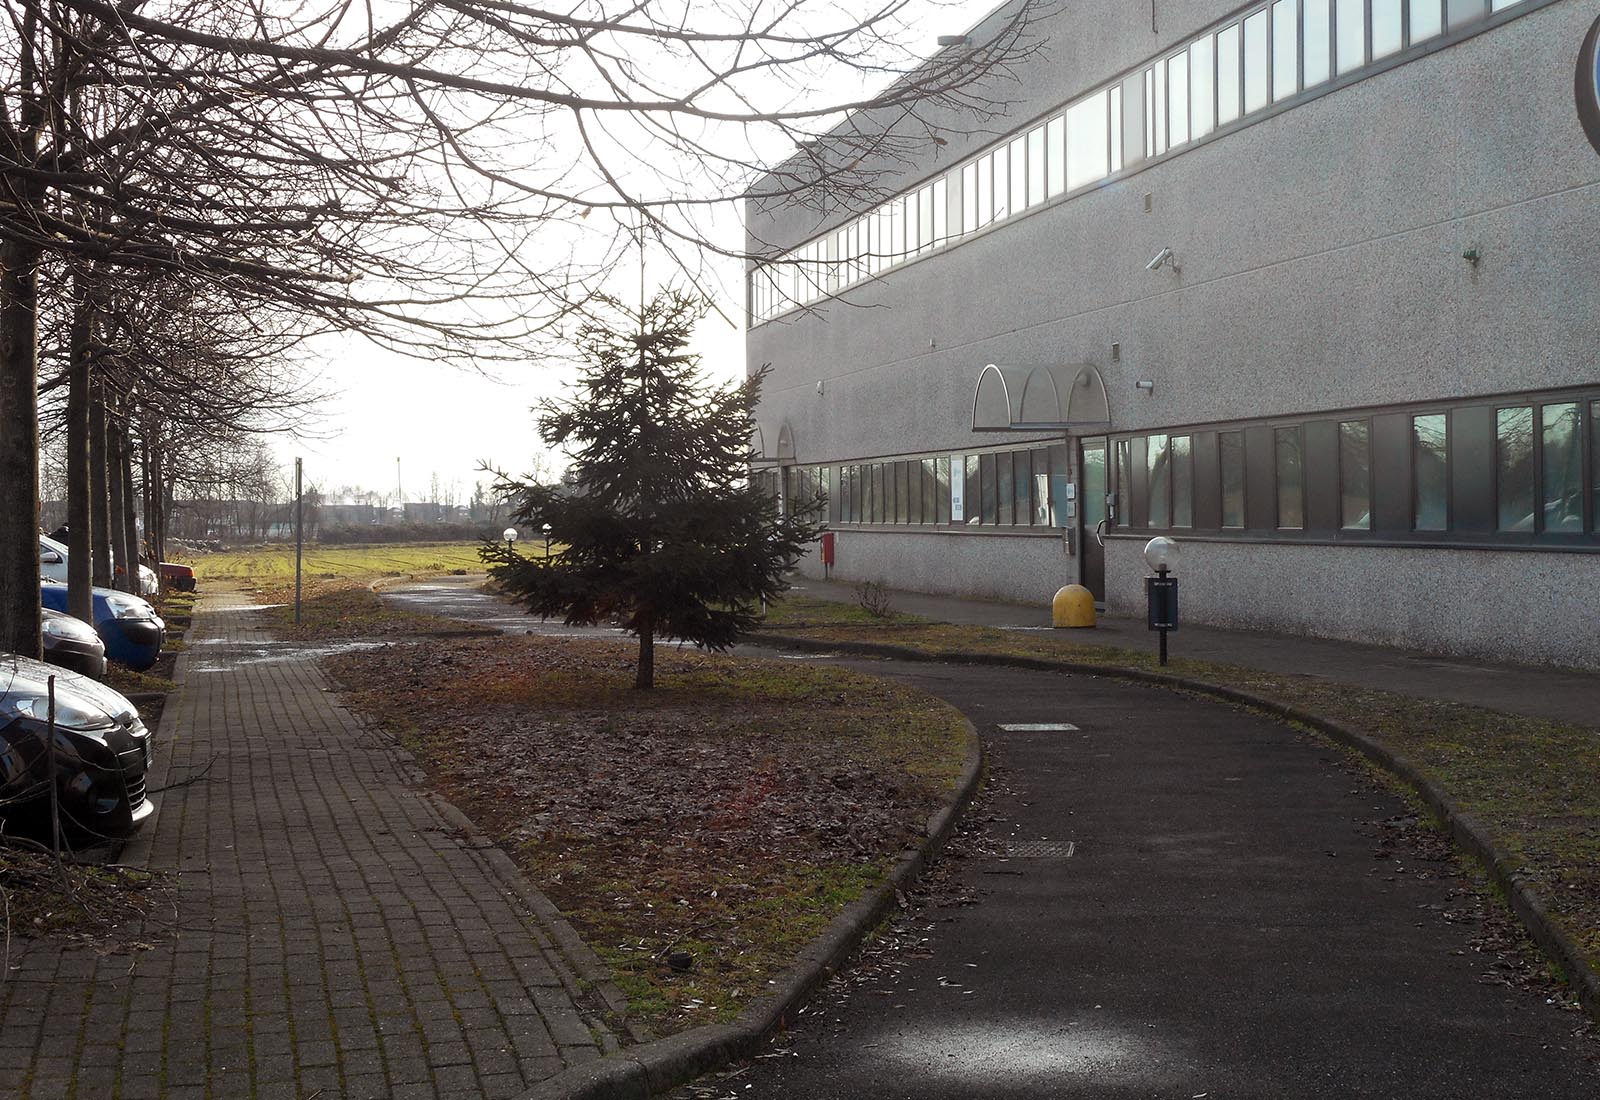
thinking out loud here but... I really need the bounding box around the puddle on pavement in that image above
[188,640,387,673]
[878,1020,1165,1085]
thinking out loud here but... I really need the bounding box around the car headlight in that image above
[104,593,154,620]
[1,693,114,732]
[42,616,98,643]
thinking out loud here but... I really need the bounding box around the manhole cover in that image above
[997,839,1077,858]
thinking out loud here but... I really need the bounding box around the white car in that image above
[40,533,158,597]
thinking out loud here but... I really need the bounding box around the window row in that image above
[783,445,1074,528]
[1115,393,1599,542]
[751,0,1531,325]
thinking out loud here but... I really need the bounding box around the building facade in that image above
[745,0,1600,668]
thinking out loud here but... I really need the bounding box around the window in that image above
[1413,414,1448,530]
[1014,450,1033,524]
[918,187,935,255]
[994,147,1010,221]
[932,179,948,246]
[1168,52,1190,147]
[1153,62,1167,155]
[1304,0,1331,87]
[1027,127,1046,207]
[1068,91,1110,190]
[1148,434,1171,527]
[965,455,980,524]
[920,459,936,524]
[997,452,1015,525]
[1336,0,1365,73]
[903,461,919,523]
[1009,137,1027,217]
[1191,37,1215,138]
[1218,25,1242,124]
[1409,0,1443,44]
[1220,432,1246,528]
[1542,403,1583,532]
[1372,0,1403,59]
[961,162,978,234]
[1276,426,1305,529]
[1048,445,1071,527]
[976,154,994,228]
[1593,401,1600,530]
[1496,407,1535,532]
[1172,436,1193,527]
[1272,0,1299,102]
[1034,453,1052,526]
[1244,10,1270,113]
[980,453,998,524]
[1109,86,1124,171]
[1339,420,1371,529]
[1046,116,1066,197]
[1115,439,1133,526]
[936,457,951,524]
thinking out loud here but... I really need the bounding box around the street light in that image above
[503,527,518,550]
[1143,537,1179,666]
[542,523,552,558]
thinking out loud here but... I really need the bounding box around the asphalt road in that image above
[381,579,1599,1097]
[682,655,1599,1099]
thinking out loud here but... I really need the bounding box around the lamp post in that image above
[1143,536,1179,666]
[503,527,518,554]
[542,523,552,558]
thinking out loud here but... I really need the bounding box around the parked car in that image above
[0,653,154,838]
[159,562,196,592]
[38,583,165,672]
[41,608,107,680]
[39,533,158,597]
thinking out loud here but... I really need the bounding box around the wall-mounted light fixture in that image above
[1463,248,1482,267]
[1135,379,1155,393]
[1144,246,1178,274]
[816,380,825,396]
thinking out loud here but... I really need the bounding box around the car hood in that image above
[0,653,138,725]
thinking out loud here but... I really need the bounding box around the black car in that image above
[41,608,107,679]
[0,655,154,840]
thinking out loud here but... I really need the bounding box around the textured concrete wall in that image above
[794,528,1078,605]
[1100,536,1600,669]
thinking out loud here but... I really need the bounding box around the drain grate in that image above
[996,839,1077,858]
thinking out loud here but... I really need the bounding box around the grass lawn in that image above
[758,594,1600,986]
[187,541,487,584]
[325,632,970,1037]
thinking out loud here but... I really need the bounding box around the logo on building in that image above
[1580,12,1600,155]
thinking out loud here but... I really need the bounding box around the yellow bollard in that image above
[1052,584,1096,628]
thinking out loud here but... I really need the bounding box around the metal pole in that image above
[1157,564,1169,666]
[294,457,303,626]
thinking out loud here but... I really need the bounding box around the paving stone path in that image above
[0,590,614,1100]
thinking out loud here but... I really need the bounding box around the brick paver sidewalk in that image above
[0,590,614,1099]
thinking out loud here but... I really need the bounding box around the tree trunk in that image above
[0,241,42,658]
[89,381,112,587]
[65,276,94,620]
[107,415,128,591]
[635,620,654,689]
[122,424,141,587]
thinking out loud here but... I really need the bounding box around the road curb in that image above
[513,719,985,1100]
[752,630,1600,1024]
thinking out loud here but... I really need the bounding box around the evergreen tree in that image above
[482,291,821,688]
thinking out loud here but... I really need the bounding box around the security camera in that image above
[1144,246,1174,272]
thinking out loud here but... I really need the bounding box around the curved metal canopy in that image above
[971,363,1111,433]
[748,420,797,467]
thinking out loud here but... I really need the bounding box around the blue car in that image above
[39,583,165,672]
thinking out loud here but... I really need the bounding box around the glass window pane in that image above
[1409,0,1443,43]
[920,186,935,253]
[1153,59,1167,154]
[936,457,951,524]
[905,461,920,524]
[1221,432,1245,528]
[932,179,948,246]
[1336,0,1365,73]
[1496,407,1535,533]
[980,453,997,524]
[1490,0,1526,8]
[1276,427,1305,528]
[1593,401,1600,531]
[1080,444,1106,530]
[1144,68,1156,158]
[1046,116,1066,196]
[1190,37,1215,138]
[964,455,980,524]
[1067,91,1110,189]
[1372,0,1402,59]
[1009,137,1027,217]
[1413,414,1448,531]
[1244,11,1270,113]
[1172,436,1193,527]
[1148,434,1171,527]
[1014,450,1033,524]
[1304,0,1331,87]
[1272,0,1299,101]
[1115,439,1133,526]
[1218,25,1242,124]
[1339,421,1371,529]
[1109,86,1123,171]
[997,452,1015,525]
[977,155,993,227]
[1168,53,1189,147]
[961,162,977,234]
[1027,127,1046,207]
[1542,403,1583,532]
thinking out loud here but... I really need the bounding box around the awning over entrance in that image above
[970,363,1111,433]
[749,420,796,467]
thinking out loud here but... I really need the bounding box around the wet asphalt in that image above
[382,578,1600,1097]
